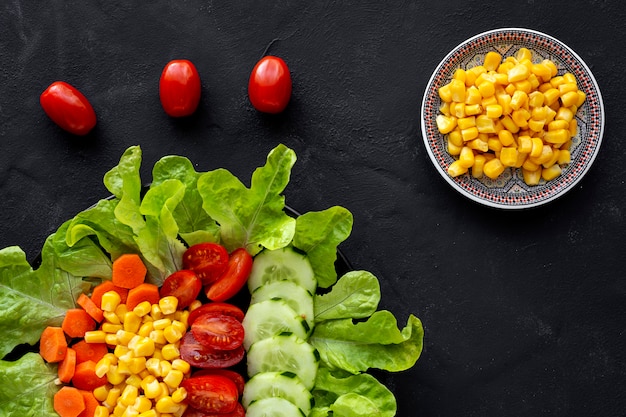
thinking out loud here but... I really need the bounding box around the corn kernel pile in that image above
[436,47,586,185]
[85,292,192,417]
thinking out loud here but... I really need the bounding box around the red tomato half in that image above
[188,302,245,326]
[183,403,245,417]
[248,55,292,114]
[191,313,244,351]
[181,375,239,414]
[179,332,245,369]
[192,369,245,397]
[159,59,201,117]
[159,270,202,309]
[40,81,96,135]
[205,248,253,302]
[183,243,229,286]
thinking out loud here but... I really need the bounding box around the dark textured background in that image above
[1,1,625,416]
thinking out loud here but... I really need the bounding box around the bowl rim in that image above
[420,27,605,209]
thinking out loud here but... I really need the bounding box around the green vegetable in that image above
[0,352,60,417]
[314,270,381,322]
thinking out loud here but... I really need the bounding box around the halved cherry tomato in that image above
[188,302,245,326]
[159,59,201,117]
[183,403,245,417]
[192,369,245,397]
[248,55,292,114]
[205,248,253,302]
[183,243,229,286]
[181,375,239,414]
[191,313,244,351]
[179,332,245,369]
[40,81,96,135]
[159,270,202,309]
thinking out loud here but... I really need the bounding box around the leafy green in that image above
[310,311,424,374]
[311,367,397,417]
[293,206,353,288]
[197,144,297,255]
[0,352,60,417]
[314,271,381,322]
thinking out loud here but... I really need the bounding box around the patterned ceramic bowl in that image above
[421,28,604,209]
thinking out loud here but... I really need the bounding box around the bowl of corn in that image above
[421,28,604,209]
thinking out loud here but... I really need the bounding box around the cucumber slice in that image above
[242,371,313,415]
[250,281,315,332]
[242,299,309,349]
[249,247,316,294]
[246,333,319,390]
[245,397,305,417]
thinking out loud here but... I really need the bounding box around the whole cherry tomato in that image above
[183,243,229,286]
[40,81,96,135]
[159,59,201,117]
[205,248,253,302]
[159,270,202,308]
[248,55,292,114]
[181,375,239,414]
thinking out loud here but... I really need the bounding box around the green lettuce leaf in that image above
[311,367,397,417]
[314,271,380,322]
[293,206,353,288]
[0,352,60,417]
[310,311,424,374]
[197,144,296,255]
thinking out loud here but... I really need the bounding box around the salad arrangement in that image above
[0,144,423,417]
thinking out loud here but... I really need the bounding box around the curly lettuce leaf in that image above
[197,144,297,255]
[293,206,353,288]
[310,311,424,374]
[314,271,380,322]
[311,367,397,417]
[0,352,60,417]
[151,155,220,246]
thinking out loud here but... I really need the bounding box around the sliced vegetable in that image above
[192,369,246,397]
[77,390,99,417]
[76,293,104,323]
[125,282,160,310]
[111,253,147,289]
[245,397,302,417]
[181,374,239,414]
[53,386,85,417]
[72,360,107,391]
[90,280,128,307]
[205,248,253,302]
[62,309,97,338]
[191,313,245,351]
[250,281,314,332]
[159,269,202,308]
[242,371,313,415]
[183,243,229,285]
[187,302,245,325]
[57,347,77,383]
[180,332,245,369]
[39,326,68,363]
[71,340,108,364]
[248,246,316,294]
[242,299,309,349]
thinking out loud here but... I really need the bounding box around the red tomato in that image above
[40,81,96,135]
[159,270,202,309]
[159,59,201,117]
[181,375,239,414]
[205,248,253,302]
[192,369,245,397]
[183,243,229,286]
[179,332,245,369]
[188,303,245,326]
[248,55,292,114]
[183,403,245,417]
[191,313,244,351]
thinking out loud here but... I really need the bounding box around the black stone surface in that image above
[1,2,625,416]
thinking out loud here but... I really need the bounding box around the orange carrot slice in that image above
[112,254,147,289]
[39,326,68,363]
[77,293,104,323]
[62,309,97,338]
[72,340,108,364]
[77,390,99,417]
[90,280,128,307]
[125,283,160,310]
[58,347,77,383]
[72,360,107,391]
[53,386,85,417]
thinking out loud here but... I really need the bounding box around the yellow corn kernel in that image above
[542,164,562,181]
[514,79,533,94]
[103,311,121,325]
[112,403,127,417]
[138,322,154,338]
[481,95,498,107]
[507,64,530,83]
[500,116,520,134]
[531,145,554,165]
[497,129,515,147]
[461,127,479,142]
[464,103,481,116]
[447,160,468,177]
[178,311,190,329]
[527,118,545,133]
[465,86,482,105]
[146,357,162,377]
[448,129,463,147]
[138,411,157,417]
[141,375,162,399]
[133,302,152,318]
[485,104,502,119]
[156,397,181,414]
[150,304,164,320]
[159,296,179,315]
[543,88,560,106]
[527,91,544,108]
[163,325,183,344]
[510,90,527,111]
[543,129,570,144]
[152,318,172,331]
[575,90,586,107]
[483,51,502,71]
[107,365,126,386]
[476,115,496,133]
[450,102,465,118]
[504,82,517,96]
[544,59,558,76]
[457,146,475,169]
[149,329,167,345]
[95,357,112,378]
[94,385,111,402]
[487,137,503,152]
[542,149,561,169]
[171,359,191,374]
[438,83,453,102]
[555,106,574,122]
[558,82,578,96]
[457,116,476,130]
[188,300,202,311]
[531,63,552,82]
[115,304,129,322]
[468,65,486,79]
[500,147,519,167]
[134,397,153,414]
[105,334,119,346]
[436,115,457,134]
[102,291,122,312]
[477,80,495,98]
[522,158,540,172]
[453,68,467,82]
[517,136,532,154]
[121,407,139,417]
[558,149,571,164]
[471,154,486,178]
[160,360,173,377]
[120,385,139,407]
[85,330,107,344]
[129,357,147,375]
[530,137,544,158]
[483,158,505,180]
[161,344,181,361]
[102,323,124,334]
[449,79,466,102]
[560,91,579,108]
[511,109,530,129]
[171,387,188,404]
[126,374,143,389]
[497,60,514,74]
[105,387,122,408]
[131,337,155,358]
[447,138,462,156]
[124,312,142,334]
[95,405,111,417]
[523,167,542,186]
[163,369,184,389]
[467,138,489,152]
[114,344,131,359]
[515,47,532,62]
